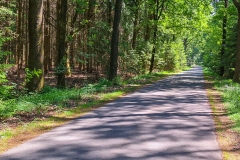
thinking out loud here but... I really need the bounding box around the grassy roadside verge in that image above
[0,70,178,153]
[204,69,240,160]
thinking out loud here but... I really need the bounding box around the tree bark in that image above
[26,0,44,92]
[149,26,157,73]
[233,0,240,82]
[219,0,228,76]
[108,0,122,81]
[56,0,68,88]
[16,0,23,78]
[87,0,95,73]
[132,0,139,49]
[44,0,51,74]
[25,0,29,68]
[149,0,165,73]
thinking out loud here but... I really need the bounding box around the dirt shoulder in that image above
[205,78,240,160]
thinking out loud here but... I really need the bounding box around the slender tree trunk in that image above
[142,3,151,74]
[66,3,79,76]
[149,0,165,73]
[108,0,122,81]
[44,0,51,74]
[219,0,228,76]
[16,0,23,78]
[78,33,83,70]
[69,4,79,69]
[26,0,44,92]
[149,26,157,73]
[20,0,25,70]
[25,0,29,68]
[233,0,240,82]
[132,0,139,50]
[56,0,68,87]
[108,0,112,25]
[83,30,87,72]
[87,0,94,73]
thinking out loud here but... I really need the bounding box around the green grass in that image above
[0,129,12,140]
[204,68,240,132]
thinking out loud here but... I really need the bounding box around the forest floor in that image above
[7,66,104,90]
[205,76,240,160]
[1,66,105,129]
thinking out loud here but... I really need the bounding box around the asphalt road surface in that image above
[0,67,222,160]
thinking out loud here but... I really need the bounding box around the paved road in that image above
[0,67,222,160]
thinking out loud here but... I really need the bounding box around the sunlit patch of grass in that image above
[100,91,124,101]
[0,130,12,141]
[63,110,74,116]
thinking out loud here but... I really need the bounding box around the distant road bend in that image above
[0,66,222,160]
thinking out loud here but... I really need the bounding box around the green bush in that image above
[0,65,15,100]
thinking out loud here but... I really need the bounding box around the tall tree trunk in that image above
[26,0,44,92]
[20,0,25,70]
[108,0,122,81]
[69,4,79,69]
[219,0,228,76]
[25,0,29,68]
[108,0,112,25]
[87,0,94,73]
[142,3,151,74]
[44,0,51,74]
[132,0,139,49]
[66,2,79,76]
[16,0,23,78]
[233,0,240,82]
[149,26,157,73]
[149,0,165,73]
[56,0,68,88]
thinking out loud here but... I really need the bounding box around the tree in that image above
[44,0,51,74]
[149,0,166,73]
[56,0,68,88]
[108,0,123,81]
[16,0,23,78]
[232,0,240,82]
[26,0,44,92]
[219,0,229,76]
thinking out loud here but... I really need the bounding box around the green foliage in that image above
[25,68,43,83]
[0,1,16,62]
[54,57,68,75]
[0,99,16,118]
[202,1,237,78]
[98,78,112,87]
[0,64,15,100]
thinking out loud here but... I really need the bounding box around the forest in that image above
[1,0,240,148]
[0,0,213,112]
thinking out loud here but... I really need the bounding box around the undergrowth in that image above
[204,68,240,132]
[0,71,173,119]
